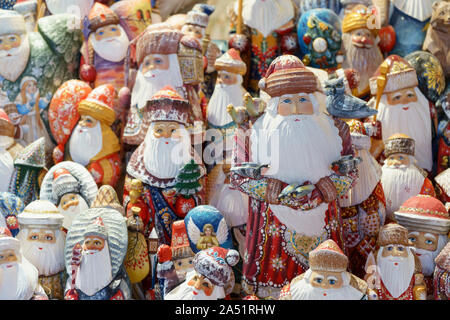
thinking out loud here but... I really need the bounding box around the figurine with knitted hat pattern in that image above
[39,161,98,232]
[65,84,121,187]
[64,209,131,300]
[125,86,206,245]
[364,223,426,300]
[394,195,450,298]
[230,54,358,298]
[367,55,435,173]
[0,192,24,237]
[341,6,384,98]
[0,109,23,192]
[228,0,298,95]
[279,239,369,300]
[380,134,436,221]
[0,227,48,300]
[165,246,239,300]
[16,200,66,299]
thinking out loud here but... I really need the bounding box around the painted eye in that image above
[99,31,104,36]
[8,36,16,42]
[0,255,3,259]
[387,246,393,251]
[155,58,162,64]
[398,246,404,251]
[30,235,38,240]
[408,237,416,242]
[407,93,415,98]
[283,98,292,104]
[203,282,210,288]
[329,279,336,285]
[299,97,307,102]
[45,235,53,241]
[394,96,401,101]
[425,239,434,245]
[399,156,404,160]
[171,129,176,133]
[189,260,193,264]
[95,241,101,246]
[314,278,323,284]
[178,262,182,266]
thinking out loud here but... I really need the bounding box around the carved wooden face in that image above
[152,121,181,139]
[174,256,194,273]
[381,244,408,258]
[386,87,418,106]
[277,93,314,116]
[94,25,122,41]
[27,229,56,244]
[431,1,450,32]
[181,24,205,40]
[216,71,238,86]
[385,153,410,168]
[0,249,18,266]
[408,231,439,252]
[141,54,170,74]
[83,236,105,252]
[78,115,98,128]
[350,28,375,49]
[187,273,214,296]
[309,270,344,289]
[59,193,80,211]
[0,34,22,52]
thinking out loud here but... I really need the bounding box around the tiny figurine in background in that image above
[380,134,436,221]
[171,220,195,281]
[434,168,450,207]
[279,240,369,300]
[17,200,66,299]
[8,137,47,206]
[39,161,98,232]
[433,242,450,300]
[0,192,24,237]
[125,179,153,237]
[341,6,384,98]
[165,246,239,300]
[368,55,434,172]
[423,1,450,79]
[156,244,179,299]
[365,223,426,300]
[394,195,450,298]
[65,85,121,187]
[0,227,48,300]
[0,109,23,192]
[111,0,154,41]
[297,8,344,71]
[228,0,298,95]
[64,210,131,300]
[124,87,205,245]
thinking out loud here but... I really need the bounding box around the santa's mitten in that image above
[64,289,79,300]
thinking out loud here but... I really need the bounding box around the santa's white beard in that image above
[0,35,30,82]
[340,149,381,207]
[164,270,225,300]
[207,81,245,127]
[143,125,191,179]
[0,147,14,192]
[381,163,425,219]
[377,248,415,298]
[131,54,184,110]
[342,33,383,93]
[91,26,130,63]
[0,136,14,149]
[75,244,113,296]
[58,196,89,230]
[209,169,248,227]
[415,235,448,277]
[69,121,103,166]
[18,229,66,276]
[0,258,39,300]
[290,269,364,300]
[377,89,433,170]
[46,0,93,19]
[237,0,294,37]
[251,107,342,236]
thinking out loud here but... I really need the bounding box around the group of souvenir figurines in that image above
[0,0,449,301]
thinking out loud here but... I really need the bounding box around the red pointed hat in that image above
[88,2,120,32]
[52,168,80,204]
[78,84,116,126]
[147,86,190,125]
[308,240,348,272]
[0,108,14,137]
[394,195,450,235]
[258,54,321,97]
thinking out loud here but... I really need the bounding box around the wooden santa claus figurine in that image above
[279,240,369,300]
[433,242,450,300]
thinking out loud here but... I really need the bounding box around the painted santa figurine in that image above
[433,242,450,300]
[170,220,195,281]
[80,3,129,95]
[341,6,384,98]
[435,168,450,208]
[365,223,426,300]
[16,200,66,299]
[39,161,98,232]
[437,85,450,175]
[228,0,298,95]
[279,239,369,300]
[380,134,436,221]
[368,55,435,173]
[64,212,131,300]
[165,246,239,300]
[124,87,205,245]
[123,26,184,146]
[0,227,47,300]
[0,109,23,192]
[0,192,24,237]
[230,55,359,298]
[394,195,450,298]
[64,84,121,187]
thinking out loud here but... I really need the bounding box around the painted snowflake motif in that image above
[267,223,279,237]
[271,256,285,271]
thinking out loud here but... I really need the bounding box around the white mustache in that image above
[0,46,20,58]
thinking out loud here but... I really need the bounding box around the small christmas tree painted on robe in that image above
[175,160,202,196]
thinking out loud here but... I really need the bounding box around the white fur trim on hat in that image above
[0,10,26,35]
[0,236,20,252]
[369,70,418,95]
